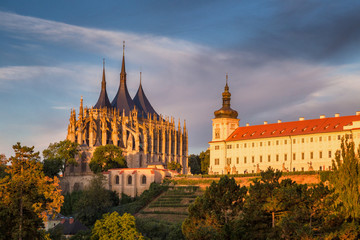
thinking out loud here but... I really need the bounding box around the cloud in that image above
[0,10,360,157]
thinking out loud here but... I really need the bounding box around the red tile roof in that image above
[225,114,360,142]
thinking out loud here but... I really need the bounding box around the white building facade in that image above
[209,76,360,175]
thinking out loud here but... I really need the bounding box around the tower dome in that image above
[214,74,238,119]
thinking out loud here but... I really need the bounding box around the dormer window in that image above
[261,131,266,135]
[242,133,247,137]
[312,126,317,131]
[324,125,329,129]
[334,124,339,129]
[280,129,285,134]
[251,132,256,136]
[302,127,307,132]
[271,130,276,135]
[291,128,297,132]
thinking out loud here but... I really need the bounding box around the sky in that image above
[1,1,360,158]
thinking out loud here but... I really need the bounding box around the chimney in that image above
[277,120,282,123]
[264,121,268,125]
[246,123,249,126]
[334,113,340,117]
[69,217,74,224]
[356,111,360,116]
[320,115,325,119]
[299,117,305,121]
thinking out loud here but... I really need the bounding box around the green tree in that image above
[74,174,119,226]
[0,142,63,240]
[91,212,144,240]
[188,154,201,174]
[330,136,360,220]
[43,140,79,177]
[167,161,182,173]
[182,175,247,239]
[89,145,127,173]
[199,149,210,174]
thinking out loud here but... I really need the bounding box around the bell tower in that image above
[212,74,239,141]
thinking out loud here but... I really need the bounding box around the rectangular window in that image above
[252,142,255,147]
[215,129,220,139]
[215,158,219,165]
[276,154,279,162]
[244,143,247,148]
[319,137,322,142]
[284,154,287,161]
[260,142,263,147]
[227,158,231,165]
[276,140,279,145]
[328,151,332,158]
[236,144,239,148]
[268,155,271,162]
[319,151,322,158]
[328,136,331,141]
[260,156,263,163]
[302,167,304,171]
[284,140,287,144]
[302,152,305,160]
[244,157,247,164]
[236,157,239,164]
[310,137,313,142]
[215,145,219,150]
[310,152,313,159]
[268,141,271,146]
[302,138,304,143]
[293,139,296,144]
[227,145,232,149]
[252,156,255,163]
[338,135,341,140]
[293,153,296,160]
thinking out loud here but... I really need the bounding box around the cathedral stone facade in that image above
[64,47,188,184]
[209,75,360,175]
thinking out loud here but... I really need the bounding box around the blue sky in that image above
[1,1,360,158]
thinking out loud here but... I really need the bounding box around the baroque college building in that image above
[209,75,360,175]
[62,46,188,192]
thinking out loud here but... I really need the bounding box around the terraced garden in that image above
[137,185,201,223]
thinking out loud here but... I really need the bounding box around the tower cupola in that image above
[214,74,238,119]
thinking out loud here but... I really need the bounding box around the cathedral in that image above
[65,45,188,182]
[209,75,360,175]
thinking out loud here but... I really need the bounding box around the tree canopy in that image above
[42,140,79,177]
[0,142,63,240]
[167,161,182,173]
[199,150,210,174]
[89,145,127,173]
[92,212,144,240]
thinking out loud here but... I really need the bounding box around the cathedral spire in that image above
[214,74,238,119]
[111,42,136,115]
[94,59,112,109]
[133,71,158,118]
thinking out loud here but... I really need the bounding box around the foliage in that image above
[112,182,168,215]
[0,142,63,240]
[136,218,185,240]
[43,140,79,176]
[74,174,120,227]
[188,154,201,174]
[60,191,84,216]
[182,175,247,239]
[69,230,91,240]
[167,161,183,173]
[330,136,360,220]
[89,144,127,173]
[91,212,144,240]
[199,149,210,174]
[0,154,8,178]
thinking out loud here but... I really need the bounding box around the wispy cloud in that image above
[0,10,360,157]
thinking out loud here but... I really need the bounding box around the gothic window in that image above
[128,176,132,185]
[115,175,119,185]
[142,175,147,185]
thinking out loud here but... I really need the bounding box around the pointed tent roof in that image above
[111,42,136,115]
[133,72,158,118]
[94,59,112,109]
